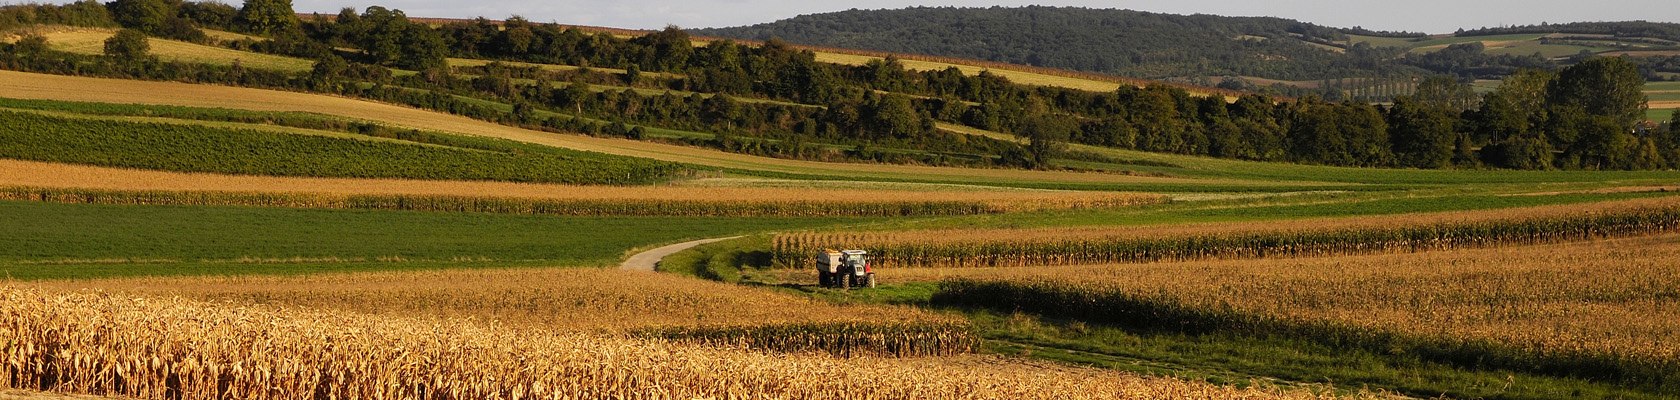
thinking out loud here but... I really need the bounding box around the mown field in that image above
[21,27,314,72]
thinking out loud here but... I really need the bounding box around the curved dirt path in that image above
[620,236,743,272]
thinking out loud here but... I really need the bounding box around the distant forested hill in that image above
[695,6,1680,88]
[692,6,1418,81]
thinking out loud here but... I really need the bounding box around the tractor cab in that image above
[816,249,876,289]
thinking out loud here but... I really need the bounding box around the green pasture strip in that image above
[0,109,681,184]
[0,201,871,280]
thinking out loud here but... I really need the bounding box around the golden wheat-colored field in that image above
[20,267,976,357]
[0,287,1340,400]
[17,27,314,72]
[26,267,947,333]
[913,234,1680,384]
[0,160,1165,216]
[0,160,1160,208]
[0,70,1283,188]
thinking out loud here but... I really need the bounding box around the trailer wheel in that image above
[818,271,830,287]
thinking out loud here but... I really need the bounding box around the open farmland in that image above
[5,4,1680,398]
[0,287,1337,400]
[911,234,1680,398]
[0,109,681,185]
[0,160,1164,217]
[0,70,1278,192]
[20,267,976,357]
[0,200,871,280]
[772,196,1680,268]
[13,27,314,72]
[9,71,1680,192]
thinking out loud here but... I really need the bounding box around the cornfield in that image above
[918,234,1680,392]
[773,197,1680,268]
[0,287,1340,399]
[21,268,975,357]
[639,322,977,358]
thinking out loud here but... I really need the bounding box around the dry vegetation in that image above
[917,234,1680,389]
[0,160,1164,216]
[21,267,975,357]
[0,70,1271,188]
[773,196,1680,268]
[0,287,1340,399]
[12,27,313,72]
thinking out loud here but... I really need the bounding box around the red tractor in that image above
[816,250,876,289]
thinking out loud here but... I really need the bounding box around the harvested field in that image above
[21,27,313,72]
[0,287,1336,399]
[0,160,1164,216]
[921,234,1680,391]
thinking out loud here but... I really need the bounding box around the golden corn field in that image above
[0,287,1344,400]
[917,234,1680,390]
[23,268,975,357]
[0,160,1165,217]
[773,197,1680,268]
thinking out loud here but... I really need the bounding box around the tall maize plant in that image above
[0,288,1334,400]
[774,203,1680,268]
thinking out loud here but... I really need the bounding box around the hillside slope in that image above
[694,6,1371,81]
[696,6,1680,88]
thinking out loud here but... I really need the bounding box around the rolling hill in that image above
[696,7,1680,100]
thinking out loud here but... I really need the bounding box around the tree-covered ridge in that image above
[1459,21,1680,42]
[693,6,1382,81]
[693,6,1680,88]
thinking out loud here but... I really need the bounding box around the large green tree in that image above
[106,0,169,33]
[1547,57,1647,128]
[102,28,149,62]
[1473,69,1553,144]
[236,0,298,35]
[1387,96,1458,168]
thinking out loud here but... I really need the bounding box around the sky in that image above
[281,0,1679,34]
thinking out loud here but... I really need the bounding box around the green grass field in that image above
[0,107,681,184]
[0,201,871,280]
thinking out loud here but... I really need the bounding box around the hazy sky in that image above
[283,0,1678,34]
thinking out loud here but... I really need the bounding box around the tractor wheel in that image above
[865,273,877,288]
[840,274,852,290]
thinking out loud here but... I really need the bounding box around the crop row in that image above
[0,110,680,185]
[638,321,979,358]
[36,268,975,359]
[772,200,1680,268]
[0,287,1325,399]
[923,235,1680,392]
[0,185,1148,217]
